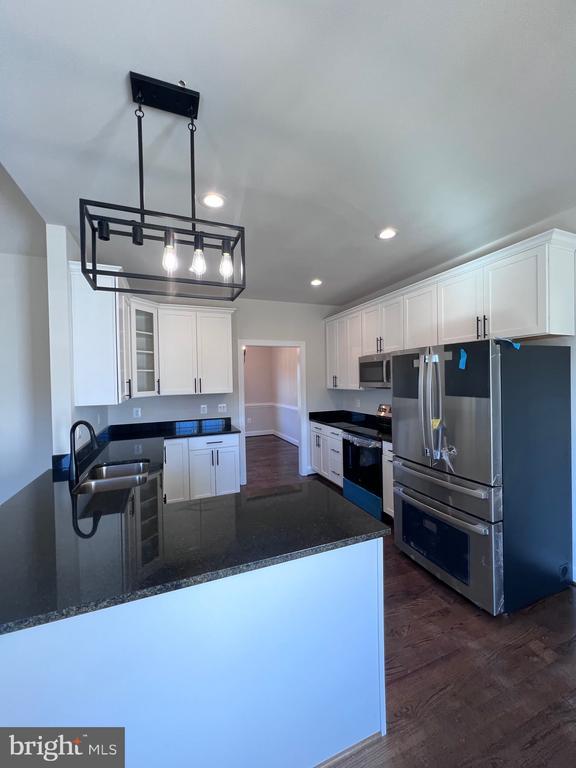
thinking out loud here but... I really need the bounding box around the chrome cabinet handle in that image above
[394,461,489,499]
[394,486,490,536]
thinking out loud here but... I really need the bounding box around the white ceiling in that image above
[2,0,576,305]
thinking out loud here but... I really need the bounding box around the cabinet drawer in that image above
[310,422,342,440]
[188,434,239,451]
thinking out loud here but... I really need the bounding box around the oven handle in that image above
[393,460,490,499]
[343,433,381,449]
[394,486,490,536]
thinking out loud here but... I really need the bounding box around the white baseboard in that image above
[245,429,299,447]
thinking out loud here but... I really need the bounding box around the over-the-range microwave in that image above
[359,353,392,389]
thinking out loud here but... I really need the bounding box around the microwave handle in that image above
[394,486,490,536]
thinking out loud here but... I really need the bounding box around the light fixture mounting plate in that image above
[130,72,200,118]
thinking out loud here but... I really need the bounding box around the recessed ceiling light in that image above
[202,192,225,208]
[310,278,323,287]
[377,227,398,240]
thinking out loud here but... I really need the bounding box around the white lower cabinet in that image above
[310,422,343,487]
[163,439,190,504]
[213,446,240,496]
[189,448,216,500]
[163,435,240,504]
[382,443,394,519]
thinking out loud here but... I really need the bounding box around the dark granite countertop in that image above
[309,410,393,443]
[0,418,389,636]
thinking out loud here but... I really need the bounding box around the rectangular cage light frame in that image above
[80,198,246,301]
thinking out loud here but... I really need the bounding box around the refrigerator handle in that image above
[431,352,442,460]
[425,353,436,459]
[418,352,430,457]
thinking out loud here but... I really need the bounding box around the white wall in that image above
[333,387,392,417]
[0,164,52,504]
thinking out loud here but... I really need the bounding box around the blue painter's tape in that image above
[512,341,521,350]
[459,348,467,370]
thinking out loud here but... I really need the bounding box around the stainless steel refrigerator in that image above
[392,339,571,614]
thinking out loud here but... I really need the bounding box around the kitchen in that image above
[2,2,576,767]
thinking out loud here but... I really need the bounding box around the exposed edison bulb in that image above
[219,241,234,279]
[190,234,207,276]
[162,231,178,273]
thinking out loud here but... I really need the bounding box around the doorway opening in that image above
[237,340,309,488]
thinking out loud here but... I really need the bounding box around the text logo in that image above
[0,728,124,766]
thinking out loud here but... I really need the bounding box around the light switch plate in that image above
[218,403,227,413]
[133,407,142,418]
[200,404,208,415]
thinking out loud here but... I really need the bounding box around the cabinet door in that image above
[382,449,394,519]
[214,447,240,496]
[484,246,546,338]
[361,305,383,355]
[437,269,484,344]
[163,439,190,503]
[311,427,323,473]
[346,312,363,390]
[327,436,343,487]
[158,308,198,395]
[117,292,132,401]
[189,449,216,500]
[70,264,120,406]
[320,434,331,478]
[133,476,165,579]
[382,297,404,352]
[196,312,233,394]
[131,300,159,397]
[403,284,438,349]
[335,317,349,389]
[326,320,338,389]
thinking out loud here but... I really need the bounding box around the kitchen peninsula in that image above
[0,419,389,768]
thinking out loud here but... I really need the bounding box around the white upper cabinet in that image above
[69,262,130,406]
[346,312,362,389]
[437,268,484,344]
[483,243,574,338]
[382,296,404,352]
[361,304,383,355]
[326,318,339,388]
[158,307,198,396]
[131,300,160,397]
[403,283,438,349]
[196,311,233,394]
[326,313,362,390]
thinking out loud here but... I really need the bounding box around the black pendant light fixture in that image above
[79,72,246,300]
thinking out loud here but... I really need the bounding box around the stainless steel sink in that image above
[73,474,149,495]
[71,460,151,495]
[88,460,150,480]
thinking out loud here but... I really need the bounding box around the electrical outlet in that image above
[134,443,143,455]
[354,399,361,408]
[96,413,101,426]
[246,416,252,424]
[133,407,142,418]
[218,403,227,413]
[200,404,208,415]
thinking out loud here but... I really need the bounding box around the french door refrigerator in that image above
[392,339,571,615]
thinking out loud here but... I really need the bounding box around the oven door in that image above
[343,434,383,518]
[394,484,503,614]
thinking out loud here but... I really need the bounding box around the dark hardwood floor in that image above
[244,436,576,767]
[332,538,576,768]
[243,435,311,495]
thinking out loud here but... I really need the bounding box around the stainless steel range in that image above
[392,339,571,615]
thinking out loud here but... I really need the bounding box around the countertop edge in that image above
[0,528,390,637]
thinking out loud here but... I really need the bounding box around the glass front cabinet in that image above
[130,299,160,397]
